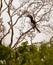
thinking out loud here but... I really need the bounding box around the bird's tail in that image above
[35,27,40,33]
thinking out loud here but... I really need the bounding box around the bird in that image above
[27,15,36,24]
[27,15,40,33]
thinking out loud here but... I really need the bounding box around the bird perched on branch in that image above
[27,15,40,33]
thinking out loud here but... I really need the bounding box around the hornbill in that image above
[27,15,40,33]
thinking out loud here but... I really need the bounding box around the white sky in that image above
[1,0,53,46]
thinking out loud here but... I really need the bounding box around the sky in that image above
[1,0,53,46]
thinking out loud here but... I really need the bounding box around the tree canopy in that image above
[0,42,53,65]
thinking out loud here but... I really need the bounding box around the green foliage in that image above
[0,45,15,65]
[39,43,53,65]
[0,45,10,60]
[0,42,53,65]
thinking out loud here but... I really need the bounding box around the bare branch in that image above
[12,0,30,16]
[37,5,53,23]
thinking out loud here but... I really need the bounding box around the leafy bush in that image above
[0,42,53,65]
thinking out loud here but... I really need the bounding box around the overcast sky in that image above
[1,0,53,46]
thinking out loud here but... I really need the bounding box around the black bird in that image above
[27,15,36,24]
[27,15,40,33]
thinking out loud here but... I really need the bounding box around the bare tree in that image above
[0,0,53,48]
